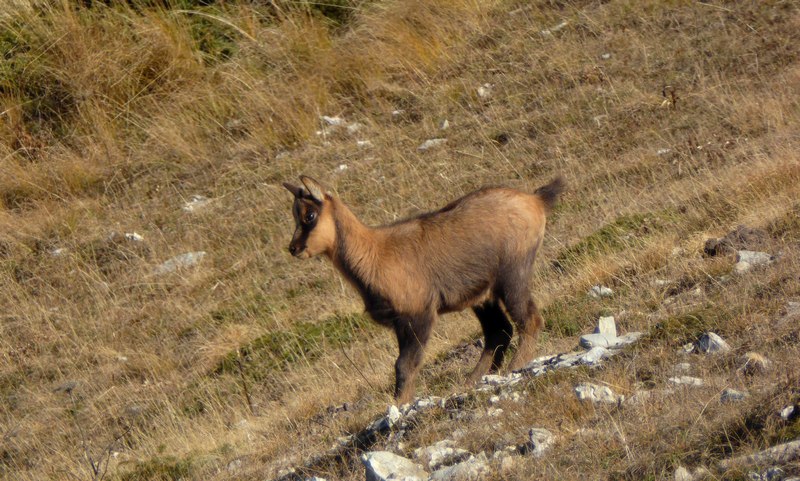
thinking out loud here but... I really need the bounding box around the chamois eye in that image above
[304,211,317,224]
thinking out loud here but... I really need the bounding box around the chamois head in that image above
[282,176,335,259]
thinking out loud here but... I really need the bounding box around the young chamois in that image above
[282,175,564,403]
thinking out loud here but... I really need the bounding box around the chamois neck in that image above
[329,197,380,286]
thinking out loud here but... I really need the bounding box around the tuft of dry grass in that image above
[1,0,800,480]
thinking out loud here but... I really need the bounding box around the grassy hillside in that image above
[1,0,799,480]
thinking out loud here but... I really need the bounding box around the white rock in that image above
[480,372,522,387]
[734,250,774,273]
[321,115,345,126]
[696,332,731,354]
[477,83,492,98]
[488,395,500,405]
[391,109,405,116]
[600,53,612,60]
[429,452,489,481]
[669,376,704,387]
[748,467,785,481]
[370,405,402,431]
[50,247,69,257]
[440,119,450,130]
[182,195,210,212]
[124,232,144,242]
[674,466,692,481]
[418,138,447,151]
[575,383,622,404]
[595,316,617,336]
[780,405,796,421]
[362,451,428,481]
[721,388,748,404]
[154,251,206,274]
[616,332,643,346]
[528,428,555,458]
[413,440,470,471]
[579,333,617,349]
[356,140,373,148]
[487,407,503,417]
[346,122,364,134]
[719,439,800,469]
[657,148,672,156]
[580,346,608,364]
[540,20,568,35]
[588,285,614,298]
[674,363,692,372]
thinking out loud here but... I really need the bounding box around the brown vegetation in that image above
[1,0,799,480]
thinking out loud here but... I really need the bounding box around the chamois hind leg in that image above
[499,267,544,372]
[393,314,434,404]
[466,301,513,385]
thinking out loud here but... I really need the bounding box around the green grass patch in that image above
[118,454,194,481]
[543,296,610,338]
[215,311,375,380]
[554,210,678,270]
[646,306,733,347]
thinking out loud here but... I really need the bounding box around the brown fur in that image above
[283,175,564,403]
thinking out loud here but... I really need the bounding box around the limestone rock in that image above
[718,439,800,469]
[361,451,428,481]
[674,466,692,481]
[575,383,622,404]
[418,138,447,151]
[413,440,471,471]
[696,332,731,354]
[527,428,555,458]
[429,452,489,481]
[595,316,617,336]
[734,250,774,273]
[155,251,206,274]
[588,285,614,298]
[669,376,704,387]
[720,388,748,404]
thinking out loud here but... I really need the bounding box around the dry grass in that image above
[1,0,799,480]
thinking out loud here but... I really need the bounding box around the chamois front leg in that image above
[393,314,434,404]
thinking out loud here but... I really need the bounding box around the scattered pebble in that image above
[154,251,206,275]
[430,452,489,481]
[541,20,568,35]
[721,388,749,404]
[182,195,211,213]
[781,405,797,421]
[527,428,555,458]
[657,148,672,156]
[734,250,774,273]
[124,232,144,242]
[362,451,428,481]
[440,119,450,130]
[418,138,447,151]
[413,440,470,471]
[356,140,373,148]
[588,285,614,298]
[575,383,623,404]
[668,376,704,387]
[477,83,493,99]
[696,332,731,354]
[600,53,612,60]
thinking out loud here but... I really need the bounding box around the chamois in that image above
[282,175,564,403]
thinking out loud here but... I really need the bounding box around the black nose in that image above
[288,245,297,255]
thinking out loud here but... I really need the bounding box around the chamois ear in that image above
[299,175,326,204]
[282,182,303,198]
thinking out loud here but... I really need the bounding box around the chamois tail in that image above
[533,176,565,212]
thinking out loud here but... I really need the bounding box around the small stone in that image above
[657,148,672,156]
[721,388,748,404]
[696,332,731,354]
[487,407,504,417]
[615,332,643,346]
[734,250,774,273]
[588,285,614,298]
[674,466,692,481]
[669,376,704,387]
[740,352,771,375]
[489,395,500,405]
[226,459,243,473]
[182,195,210,212]
[528,428,555,458]
[124,232,144,242]
[321,115,345,126]
[440,119,450,130]
[362,451,428,481]
[335,164,349,173]
[346,122,364,134]
[356,140,373,148]
[154,251,206,274]
[50,247,69,257]
[413,440,471,471]
[540,20,568,35]
[674,363,692,372]
[53,381,79,394]
[477,83,492,98]
[780,405,797,421]
[681,342,696,354]
[575,383,622,404]
[418,138,447,151]
[595,316,617,336]
[600,53,612,60]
